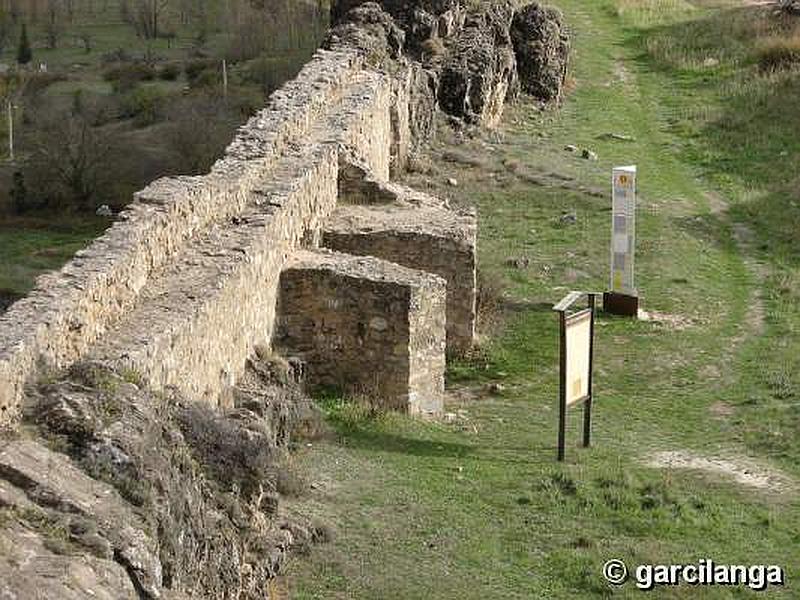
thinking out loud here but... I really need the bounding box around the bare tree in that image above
[44,0,64,49]
[25,102,116,211]
[0,10,12,56]
[131,0,171,40]
[165,93,241,174]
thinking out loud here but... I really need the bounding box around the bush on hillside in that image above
[756,34,800,70]
[104,62,156,93]
[158,63,181,81]
[244,55,299,95]
[184,58,217,83]
[18,72,67,98]
[101,47,132,64]
[120,86,166,127]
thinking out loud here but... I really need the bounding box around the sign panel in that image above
[611,166,637,295]
[565,308,592,406]
[554,292,597,461]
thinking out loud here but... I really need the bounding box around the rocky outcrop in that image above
[511,2,570,102]
[780,1,800,16]
[329,0,569,130]
[0,360,324,599]
[324,2,406,66]
[331,0,466,55]
[438,1,519,127]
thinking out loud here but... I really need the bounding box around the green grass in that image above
[0,214,106,298]
[286,1,800,598]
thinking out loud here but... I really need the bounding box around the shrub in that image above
[101,47,132,64]
[756,34,800,71]
[103,62,156,93]
[158,63,181,81]
[10,171,31,214]
[19,72,67,98]
[120,86,166,126]
[192,68,221,88]
[184,58,217,83]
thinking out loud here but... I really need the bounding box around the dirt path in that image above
[706,190,767,341]
[642,190,789,495]
[647,450,794,495]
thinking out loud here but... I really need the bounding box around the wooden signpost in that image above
[553,291,597,461]
[604,165,639,316]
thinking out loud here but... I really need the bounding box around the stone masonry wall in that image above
[90,146,339,405]
[0,49,376,422]
[324,183,477,355]
[275,250,446,415]
[0,30,476,422]
[0,49,415,421]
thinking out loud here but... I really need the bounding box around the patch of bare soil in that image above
[647,450,794,495]
[637,309,695,330]
[708,400,735,419]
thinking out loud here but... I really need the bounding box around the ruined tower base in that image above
[275,250,446,416]
[323,181,477,356]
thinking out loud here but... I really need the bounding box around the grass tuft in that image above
[756,33,800,70]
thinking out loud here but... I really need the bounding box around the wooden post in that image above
[583,293,596,448]
[558,309,567,462]
[222,59,228,98]
[7,100,13,162]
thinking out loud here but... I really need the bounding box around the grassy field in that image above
[0,213,107,303]
[285,1,800,598]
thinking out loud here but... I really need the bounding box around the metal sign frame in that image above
[553,291,597,461]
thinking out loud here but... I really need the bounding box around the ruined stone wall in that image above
[0,4,490,424]
[323,179,477,355]
[90,147,339,405]
[275,250,445,415]
[0,49,399,422]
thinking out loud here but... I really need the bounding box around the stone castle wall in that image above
[275,250,446,416]
[0,44,477,423]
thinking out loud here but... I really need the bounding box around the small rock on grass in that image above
[486,383,506,395]
[564,144,578,152]
[560,212,578,225]
[581,149,598,160]
[506,257,530,269]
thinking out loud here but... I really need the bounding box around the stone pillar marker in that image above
[604,165,639,316]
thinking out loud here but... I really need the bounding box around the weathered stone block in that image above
[275,250,445,416]
[324,183,476,355]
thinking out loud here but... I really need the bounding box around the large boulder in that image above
[438,1,518,127]
[331,0,466,56]
[328,0,571,131]
[510,2,570,102]
[323,2,406,66]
